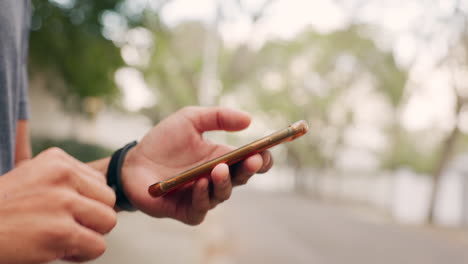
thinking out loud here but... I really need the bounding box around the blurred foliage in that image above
[29,0,126,113]
[28,1,412,174]
[26,0,468,224]
[30,0,459,183]
[381,132,441,174]
[249,26,407,170]
[138,19,409,170]
[142,19,205,120]
[32,137,112,163]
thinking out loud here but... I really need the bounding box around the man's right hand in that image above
[0,148,117,264]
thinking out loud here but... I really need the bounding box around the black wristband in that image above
[107,141,138,211]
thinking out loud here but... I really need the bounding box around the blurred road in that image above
[54,190,468,264]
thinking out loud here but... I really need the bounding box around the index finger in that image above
[67,169,116,208]
[61,154,107,185]
[51,158,116,207]
[62,226,107,262]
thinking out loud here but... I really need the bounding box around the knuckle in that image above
[187,216,205,226]
[76,236,107,260]
[236,176,249,185]
[190,220,202,226]
[55,165,73,182]
[215,190,231,203]
[95,172,107,184]
[102,210,118,234]
[179,106,200,116]
[47,159,73,176]
[223,190,232,202]
[93,238,107,258]
[109,213,118,231]
[210,203,219,210]
[52,189,77,210]
[198,201,211,212]
[43,147,67,159]
[66,236,107,262]
[102,186,117,207]
[218,196,228,203]
[181,106,196,113]
[107,185,117,199]
[44,223,75,244]
[200,203,210,213]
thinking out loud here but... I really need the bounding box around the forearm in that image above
[14,120,32,166]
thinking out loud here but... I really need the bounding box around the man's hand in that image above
[0,148,117,264]
[121,106,273,225]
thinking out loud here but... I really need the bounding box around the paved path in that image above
[54,190,468,264]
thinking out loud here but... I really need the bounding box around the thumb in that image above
[183,106,251,132]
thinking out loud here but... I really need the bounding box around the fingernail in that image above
[264,154,270,167]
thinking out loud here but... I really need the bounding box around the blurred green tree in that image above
[139,16,410,194]
[29,0,126,116]
[32,137,112,162]
[27,0,468,226]
[254,25,407,194]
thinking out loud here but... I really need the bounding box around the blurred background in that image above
[28,0,468,263]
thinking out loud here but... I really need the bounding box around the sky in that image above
[161,0,348,48]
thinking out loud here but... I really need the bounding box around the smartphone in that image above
[148,120,309,197]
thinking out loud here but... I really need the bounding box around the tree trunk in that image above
[198,4,220,106]
[462,168,468,226]
[287,147,307,194]
[427,126,460,224]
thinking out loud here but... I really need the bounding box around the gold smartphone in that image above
[148,120,309,197]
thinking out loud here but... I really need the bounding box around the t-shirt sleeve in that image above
[18,1,31,121]
[18,64,29,120]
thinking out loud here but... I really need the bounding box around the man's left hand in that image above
[120,106,273,225]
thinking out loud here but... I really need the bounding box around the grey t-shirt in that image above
[0,0,31,175]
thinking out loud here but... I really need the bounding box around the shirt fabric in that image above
[0,0,31,175]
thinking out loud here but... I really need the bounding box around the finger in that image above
[189,177,210,225]
[50,152,115,206]
[257,151,274,174]
[210,163,232,207]
[43,147,107,184]
[63,169,116,208]
[231,154,263,186]
[64,155,107,184]
[53,154,115,207]
[182,106,251,132]
[70,195,117,234]
[63,227,107,262]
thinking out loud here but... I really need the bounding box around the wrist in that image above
[107,141,138,211]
